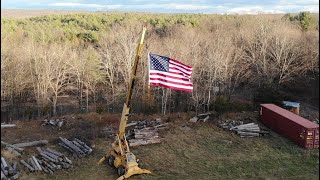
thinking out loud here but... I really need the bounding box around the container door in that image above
[305,129,314,148]
[314,128,319,148]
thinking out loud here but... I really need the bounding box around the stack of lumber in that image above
[102,126,116,137]
[41,119,64,128]
[126,119,168,130]
[128,127,161,147]
[126,119,168,147]
[230,123,269,137]
[218,121,269,138]
[19,147,72,174]
[58,137,92,157]
[1,157,19,180]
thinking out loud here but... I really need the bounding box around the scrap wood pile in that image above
[41,118,65,128]
[1,157,19,180]
[189,112,212,123]
[19,147,72,175]
[218,121,269,138]
[58,137,93,157]
[126,119,169,147]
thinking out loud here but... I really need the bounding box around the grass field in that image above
[2,112,318,180]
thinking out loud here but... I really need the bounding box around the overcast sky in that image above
[1,0,319,14]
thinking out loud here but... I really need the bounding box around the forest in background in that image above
[1,12,319,120]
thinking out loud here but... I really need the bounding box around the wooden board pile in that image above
[41,118,64,128]
[58,137,92,157]
[1,157,19,180]
[19,147,72,174]
[102,126,116,137]
[219,121,269,138]
[126,119,168,147]
[189,113,211,123]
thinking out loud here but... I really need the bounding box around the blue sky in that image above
[1,0,319,14]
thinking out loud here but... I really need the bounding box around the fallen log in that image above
[13,140,48,148]
[57,121,64,128]
[1,157,8,170]
[7,163,14,175]
[1,141,24,152]
[190,116,199,123]
[64,157,72,165]
[239,130,269,134]
[72,140,89,154]
[58,143,76,154]
[59,137,85,156]
[1,170,6,180]
[32,156,42,171]
[46,148,64,157]
[1,124,16,128]
[74,138,92,154]
[39,152,58,163]
[237,132,260,137]
[10,172,20,180]
[134,134,159,139]
[12,162,17,175]
[42,150,61,162]
[20,160,34,172]
[126,122,138,128]
[129,138,161,147]
[28,158,38,171]
[1,164,8,176]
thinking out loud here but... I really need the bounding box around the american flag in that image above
[148,53,193,92]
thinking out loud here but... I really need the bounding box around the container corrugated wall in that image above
[260,104,319,149]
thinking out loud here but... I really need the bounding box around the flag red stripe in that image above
[169,58,192,68]
[150,83,193,92]
[166,71,190,77]
[170,67,192,76]
[149,78,193,86]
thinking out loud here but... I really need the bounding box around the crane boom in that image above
[118,26,146,140]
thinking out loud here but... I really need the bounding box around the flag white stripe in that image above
[149,80,193,90]
[149,70,190,79]
[149,75,193,84]
[169,60,193,70]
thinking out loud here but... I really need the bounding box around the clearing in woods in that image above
[1,112,319,180]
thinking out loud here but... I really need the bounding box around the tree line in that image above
[1,12,319,119]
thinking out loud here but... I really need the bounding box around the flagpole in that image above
[147,52,151,100]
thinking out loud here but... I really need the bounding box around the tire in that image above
[108,156,115,167]
[117,166,125,176]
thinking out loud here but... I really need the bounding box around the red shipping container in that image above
[260,104,319,149]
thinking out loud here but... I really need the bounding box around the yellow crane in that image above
[97,26,151,180]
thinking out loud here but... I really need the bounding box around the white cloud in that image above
[302,5,319,12]
[139,3,211,10]
[226,6,285,15]
[46,1,319,14]
[49,2,123,9]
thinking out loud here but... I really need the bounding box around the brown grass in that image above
[1,112,319,179]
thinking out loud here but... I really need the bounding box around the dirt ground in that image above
[1,110,319,180]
